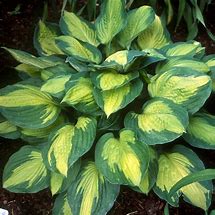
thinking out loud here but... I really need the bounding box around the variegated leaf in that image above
[124,98,188,145]
[95,129,150,186]
[3,146,49,193]
[50,160,81,195]
[62,77,100,115]
[53,193,72,215]
[118,6,155,48]
[56,36,102,64]
[41,75,71,98]
[183,113,215,149]
[156,57,209,74]
[0,84,60,129]
[50,172,64,196]
[161,41,204,57]
[68,161,120,215]
[66,57,92,73]
[34,20,63,56]
[0,115,20,139]
[60,11,99,47]
[40,63,76,81]
[91,70,139,91]
[3,47,58,69]
[154,145,212,211]
[16,64,41,78]
[137,15,171,50]
[20,115,66,144]
[148,68,212,114]
[94,79,143,117]
[95,0,126,44]
[96,50,146,72]
[138,147,158,194]
[47,117,96,176]
[140,49,166,68]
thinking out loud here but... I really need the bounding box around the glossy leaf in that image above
[68,161,120,215]
[97,50,146,72]
[91,70,139,91]
[168,169,215,201]
[125,98,189,145]
[95,129,150,186]
[56,36,102,64]
[154,145,212,211]
[40,63,76,81]
[34,21,63,56]
[0,84,60,129]
[95,0,126,44]
[41,75,71,98]
[148,68,212,114]
[183,113,215,149]
[62,77,100,114]
[50,160,81,195]
[137,15,171,50]
[50,172,64,196]
[118,6,155,48]
[60,11,99,46]
[94,79,143,117]
[161,41,204,57]
[47,117,96,176]
[156,57,210,74]
[3,48,57,69]
[3,146,49,193]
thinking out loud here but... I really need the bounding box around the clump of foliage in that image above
[1,0,215,214]
[61,0,215,41]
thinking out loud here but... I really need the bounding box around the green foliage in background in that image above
[1,0,215,214]
[147,0,214,41]
[61,0,214,40]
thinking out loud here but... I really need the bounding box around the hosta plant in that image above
[1,0,215,214]
[60,0,215,41]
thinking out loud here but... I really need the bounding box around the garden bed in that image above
[0,0,215,214]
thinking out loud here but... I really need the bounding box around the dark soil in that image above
[0,0,215,214]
